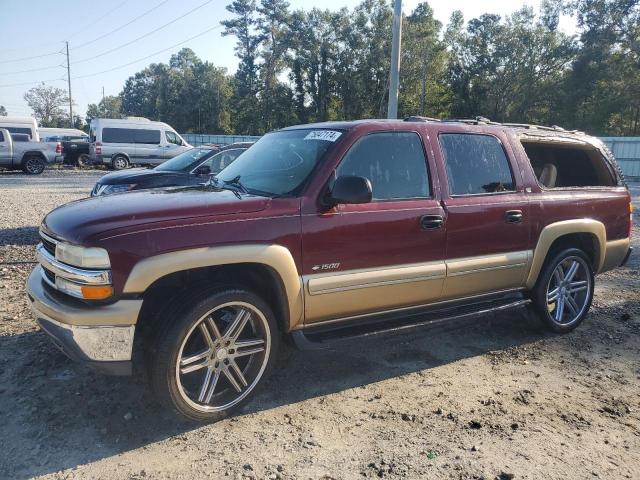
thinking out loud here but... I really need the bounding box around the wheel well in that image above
[546,233,599,269]
[136,263,289,341]
[112,153,130,161]
[22,151,46,162]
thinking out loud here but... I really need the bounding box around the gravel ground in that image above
[0,170,639,480]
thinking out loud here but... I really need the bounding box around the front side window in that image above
[440,133,515,195]
[337,131,429,200]
[217,129,338,196]
[166,131,182,145]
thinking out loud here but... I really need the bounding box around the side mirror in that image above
[195,165,211,175]
[326,175,372,206]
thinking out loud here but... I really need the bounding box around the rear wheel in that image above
[150,288,279,422]
[76,153,90,168]
[22,155,46,175]
[532,248,594,333]
[111,155,128,170]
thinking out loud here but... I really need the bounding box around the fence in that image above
[181,133,261,146]
[600,137,640,180]
[181,132,640,181]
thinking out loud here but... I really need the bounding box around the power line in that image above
[67,0,130,40]
[3,64,65,76]
[74,0,216,64]
[72,0,170,50]
[73,24,223,80]
[0,50,63,65]
[0,78,65,89]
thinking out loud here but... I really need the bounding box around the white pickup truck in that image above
[0,128,62,174]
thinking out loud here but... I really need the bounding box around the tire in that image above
[111,155,129,170]
[150,288,279,422]
[531,248,594,333]
[76,153,90,168]
[21,155,46,175]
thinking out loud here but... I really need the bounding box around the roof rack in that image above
[404,115,583,134]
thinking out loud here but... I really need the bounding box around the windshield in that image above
[217,129,341,196]
[155,148,214,172]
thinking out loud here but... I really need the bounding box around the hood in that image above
[42,187,270,243]
[97,168,185,184]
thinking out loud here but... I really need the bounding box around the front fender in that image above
[122,244,303,330]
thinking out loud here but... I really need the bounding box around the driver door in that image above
[301,131,446,324]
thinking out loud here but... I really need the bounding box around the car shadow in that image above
[1,300,636,479]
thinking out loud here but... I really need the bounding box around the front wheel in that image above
[531,248,594,333]
[111,155,129,170]
[22,155,46,175]
[150,288,279,422]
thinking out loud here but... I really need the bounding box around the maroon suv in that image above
[27,118,633,421]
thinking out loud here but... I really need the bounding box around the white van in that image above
[39,127,88,142]
[89,117,191,170]
[0,116,39,141]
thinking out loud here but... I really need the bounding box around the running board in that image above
[292,295,531,350]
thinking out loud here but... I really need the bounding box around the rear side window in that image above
[135,129,161,144]
[103,128,133,143]
[521,141,616,188]
[337,131,430,200]
[4,126,32,138]
[440,133,515,195]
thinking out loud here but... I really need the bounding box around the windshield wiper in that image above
[207,175,242,199]
[223,175,249,195]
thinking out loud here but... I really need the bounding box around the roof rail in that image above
[403,116,442,123]
[404,115,583,134]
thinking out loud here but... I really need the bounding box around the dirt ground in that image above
[0,170,638,480]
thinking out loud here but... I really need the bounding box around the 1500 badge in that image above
[311,263,341,271]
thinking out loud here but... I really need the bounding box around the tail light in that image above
[95,141,102,155]
[55,142,62,154]
[628,201,634,238]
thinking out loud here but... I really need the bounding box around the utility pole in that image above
[65,41,73,127]
[102,86,105,102]
[387,0,402,119]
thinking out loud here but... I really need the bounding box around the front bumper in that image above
[26,266,142,375]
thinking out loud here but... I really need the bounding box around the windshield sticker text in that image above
[304,130,342,142]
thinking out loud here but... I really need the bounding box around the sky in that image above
[0,0,577,119]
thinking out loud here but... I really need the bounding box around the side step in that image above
[291,294,531,350]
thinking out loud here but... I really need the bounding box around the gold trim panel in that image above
[600,238,630,273]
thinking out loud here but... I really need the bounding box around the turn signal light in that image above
[629,201,634,238]
[81,285,114,300]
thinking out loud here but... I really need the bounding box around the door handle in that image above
[505,210,523,223]
[420,214,444,230]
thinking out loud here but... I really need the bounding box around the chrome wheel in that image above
[175,301,271,412]
[546,256,592,326]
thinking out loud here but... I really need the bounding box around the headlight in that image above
[94,183,136,196]
[56,243,111,269]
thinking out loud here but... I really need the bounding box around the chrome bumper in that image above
[26,266,142,375]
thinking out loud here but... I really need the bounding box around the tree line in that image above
[9,0,640,136]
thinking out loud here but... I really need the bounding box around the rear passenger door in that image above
[436,131,531,300]
[301,130,446,324]
[0,130,11,166]
[134,129,163,165]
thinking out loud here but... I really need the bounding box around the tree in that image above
[0,105,6,116]
[86,95,123,123]
[23,84,70,127]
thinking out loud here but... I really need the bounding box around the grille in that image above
[42,267,56,285]
[40,233,57,257]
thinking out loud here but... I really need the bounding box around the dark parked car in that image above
[91,143,252,196]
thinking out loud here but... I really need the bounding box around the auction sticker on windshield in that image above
[304,130,342,142]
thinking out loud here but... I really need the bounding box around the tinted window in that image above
[0,131,4,142]
[440,133,514,195]
[337,132,429,200]
[4,127,32,138]
[102,128,134,143]
[135,129,160,144]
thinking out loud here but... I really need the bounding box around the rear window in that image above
[521,141,616,188]
[102,128,160,144]
[440,133,515,195]
[4,126,32,139]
